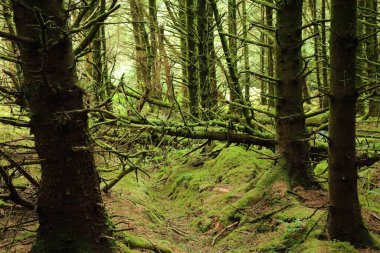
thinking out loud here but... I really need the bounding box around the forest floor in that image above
[1,121,380,252]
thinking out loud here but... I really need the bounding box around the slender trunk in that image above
[357,0,366,114]
[198,0,211,115]
[366,0,380,116]
[266,4,275,108]
[242,0,251,104]
[208,2,218,109]
[321,0,329,108]
[186,0,199,117]
[179,0,189,108]
[149,0,162,99]
[158,26,174,103]
[275,0,314,187]
[328,0,369,244]
[260,6,267,105]
[11,1,112,251]
[211,0,250,122]
[130,0,149,86]
[228,0,238,111]
[309,0,322,107]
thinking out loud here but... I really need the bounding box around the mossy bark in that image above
[11,1,112,252]
[186,0,199,118]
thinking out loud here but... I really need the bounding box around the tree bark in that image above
[321,0,329,108]
[328,0,368,244]
[275,0,314,187]
[11,1,112,251]
[130,0,149,86]
[357,0,366,114]
[366,0,380,116]
[266,3,275,108]
[186,0,199,117]
[198,0,211,115]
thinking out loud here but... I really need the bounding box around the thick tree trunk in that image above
[11,1,112,252]
[275,0,314,187]
[328,0,369,244]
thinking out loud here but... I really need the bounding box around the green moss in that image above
[120,233,173,253]
[221,162,287,224]
[15,231,35,243]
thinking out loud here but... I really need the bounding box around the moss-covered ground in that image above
[1,114,380,252]
[102,142,380,252]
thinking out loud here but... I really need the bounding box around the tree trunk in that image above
[309,0,322,107]
[260,6,267,105]
[149,0,162,99]
[275,0,314,187]
[186,0,199,117]
[266,4,275,108]
[366,0,380,116]
[158,26,174,103]
[228,0,239,111]
[130,0,149,87]
[357,0,366,114]
[242,0,251,104]
[211,0,250,122]
[198,0,211,115]
[179,0,189,108]
[321,0,329,108]
[11,1,112,251]
[328,0,370,244]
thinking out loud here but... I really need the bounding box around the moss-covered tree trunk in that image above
[198,0,211,115]
[186,0,199,118]
[228,0,239,111]
[266,3,275,108]
[242,0,251,104]
[328,0,368,244]
[275,0,313,187]
[11,1,112,251]
[130,0,149,87]
[260,6,267,105]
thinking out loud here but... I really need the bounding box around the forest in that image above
[0,0,380,252]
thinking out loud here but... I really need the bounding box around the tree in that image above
[275,0,314,187]
[10,1,113,251]
[328,0,372,244]
[186,0,199,117]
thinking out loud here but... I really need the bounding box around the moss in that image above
[120,232,173,253]
[221,162,287,224]
[15,231,35,243]
[300,239,359,253]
